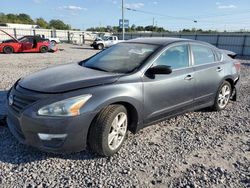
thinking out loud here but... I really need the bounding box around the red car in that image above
[0,29,57,54]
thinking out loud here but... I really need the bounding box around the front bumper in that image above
[6,88,97,154]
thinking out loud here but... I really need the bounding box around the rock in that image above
[0,54,249,188]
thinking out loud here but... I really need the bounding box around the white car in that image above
[48,37,60,45]
[91,36,123,50]
[39,35,60,45]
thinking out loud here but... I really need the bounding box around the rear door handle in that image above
[184,75,194,81]
[217,67,223,72]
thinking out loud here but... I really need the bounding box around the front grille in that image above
[11,92,37,114]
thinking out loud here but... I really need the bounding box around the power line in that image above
[190,10,250,20]
[125,7,196,22]
[126,7,250,26]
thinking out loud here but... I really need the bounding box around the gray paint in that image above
[7,38,240,152]
[18,38,239,128]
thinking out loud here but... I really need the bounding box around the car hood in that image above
[2,39,17,43]
[19,63,123,93]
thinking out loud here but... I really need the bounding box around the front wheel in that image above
[3,46,14,54]
[40,46,48,53]
[212,81,232,111]
[88,105,128,156]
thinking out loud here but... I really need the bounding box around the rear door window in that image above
[191,44,215,65]
[154,44,189,70]
[214,50,222,61]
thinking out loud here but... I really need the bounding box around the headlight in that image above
[38,94,92,117]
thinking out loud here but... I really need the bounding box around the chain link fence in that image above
[115,32,250,56]
[0,27,96,44]
[1,27,250,56]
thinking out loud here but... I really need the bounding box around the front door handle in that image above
[217,67,223,72]
[184,75,194,81]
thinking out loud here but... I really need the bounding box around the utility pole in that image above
[122,0,125,40]
[152,17,155,32]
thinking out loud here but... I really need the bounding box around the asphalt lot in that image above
[0,44,249,187]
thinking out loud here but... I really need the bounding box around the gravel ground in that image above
[0,44,249,187]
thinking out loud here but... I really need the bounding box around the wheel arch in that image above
[3,45,15,53]
[224,77,237,101]
[90,98,142,134]
[40,45,48,52]
[218,75,234,90]
[225,78,234,90]
[218,75,236,101]
[111,101,139,134]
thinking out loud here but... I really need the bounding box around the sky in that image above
[0,0,250,31]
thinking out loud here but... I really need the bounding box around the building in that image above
[0,23,39,29]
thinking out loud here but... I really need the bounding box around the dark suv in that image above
[7,38,240,156]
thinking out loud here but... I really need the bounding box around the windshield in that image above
[18,36,26,41]
[102,36,109,41]
[84,43,158,73]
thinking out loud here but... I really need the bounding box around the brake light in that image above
[234,61,241,72]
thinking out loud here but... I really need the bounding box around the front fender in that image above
[80,82,144,130]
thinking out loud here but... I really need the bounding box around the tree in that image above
[156,27,165,32]
[0,13,7,23]
[0,13,72,30]
[136,26,144,31]
[131,24,136,32]
[18,13,34,24]
[49,19,71,30]
[36,18,48,28]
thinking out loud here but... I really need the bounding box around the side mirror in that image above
[147,65,172,75]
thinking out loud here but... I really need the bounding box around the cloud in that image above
[112,0,117,4]
[125,2,144,9]
[153,1,158,5]
[59,5,87,11]
[218,4,237,9]
[33,0,46,3]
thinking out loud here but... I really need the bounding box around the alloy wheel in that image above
[108,112,127,150]
[218,84,231,109]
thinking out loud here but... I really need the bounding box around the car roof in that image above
[20,35,42,38]
[124,37,211,47]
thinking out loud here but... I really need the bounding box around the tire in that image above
[212,81,232,111]
[40,46,48,53]
[50,40,57,46]
[3,46,14,54]
[88,105,128,156]
[97,44,104,50]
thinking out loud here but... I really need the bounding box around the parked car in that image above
[91,36,123,50]
[39,34,60,45]
[7,38,240,156]
[0,29,57,54]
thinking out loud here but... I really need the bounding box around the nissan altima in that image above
[6,38,240,156]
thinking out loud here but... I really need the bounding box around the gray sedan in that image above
[6,38,240,156]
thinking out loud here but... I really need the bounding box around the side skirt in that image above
[134,101,213,133]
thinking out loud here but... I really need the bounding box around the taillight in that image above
[234,61,241,72]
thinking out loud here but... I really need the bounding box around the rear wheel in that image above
[3,46,14,54]
[40,46,48,53]
[212,81,232,111]
[88,105,128,156]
